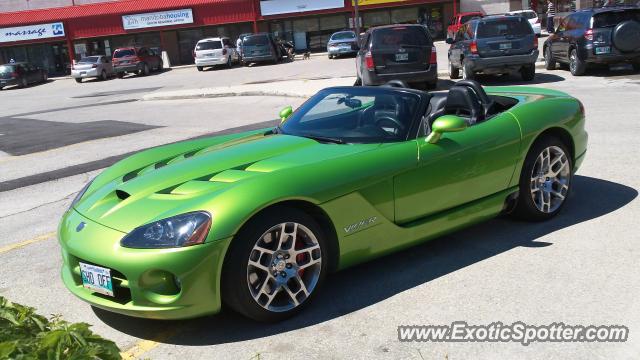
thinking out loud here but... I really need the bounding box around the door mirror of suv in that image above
[426,115,468,144]
[279,106,293,123]
[446,38,455,44]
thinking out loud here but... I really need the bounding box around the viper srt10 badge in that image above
[344,217,377,234]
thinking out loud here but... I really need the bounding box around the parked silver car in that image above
[72,55,114,83]
[327,30,359,59]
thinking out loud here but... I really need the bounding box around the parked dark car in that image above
[112,47,163,77]
[0,62,48,90]
[356,24,437,89]
[327,30,359,59]
[543,6,640,76]
[241,33,282,65]
[447,15,539,81]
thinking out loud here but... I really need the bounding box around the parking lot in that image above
[1,44,640,359]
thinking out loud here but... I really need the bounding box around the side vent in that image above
[123,172,137,182]
[115,190,131,200]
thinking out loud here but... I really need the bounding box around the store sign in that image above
[122,9,193,30]
[353,0,407,5]
[0,22,65,43]
[260,0,344,16]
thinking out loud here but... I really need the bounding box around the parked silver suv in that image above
[194,37,240,71]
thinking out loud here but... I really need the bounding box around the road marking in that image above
[120,328,179,360]
[0,231,56,254]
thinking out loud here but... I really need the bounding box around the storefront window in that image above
[391,8,418,24]
[363,10,391,28]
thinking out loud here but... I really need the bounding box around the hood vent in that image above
[115,190,131,200]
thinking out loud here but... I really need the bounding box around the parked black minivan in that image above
[241,33,282,65]
[356,24,438,89]
[543,6,640,76]
[447,15,539,81]
[0,62,48,90]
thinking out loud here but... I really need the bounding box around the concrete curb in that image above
[145,90,310,101]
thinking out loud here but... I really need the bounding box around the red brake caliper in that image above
[294,238,306,277]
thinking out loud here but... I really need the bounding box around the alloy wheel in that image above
[569,52,576,74]
[530,146,571,213]
[247,222,322,312]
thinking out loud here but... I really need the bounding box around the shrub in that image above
[0,296,121,359]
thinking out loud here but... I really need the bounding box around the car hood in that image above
[74,131,380,233]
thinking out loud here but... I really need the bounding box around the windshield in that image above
[280,88,421,144]
[509,11,537,19]
[113,49,135,58]
[476,17,532,38]
[196,41,222,50]
[0,65,15,73]
[372,26,432,49]
[460,14,480,23]
[594,9,640,27]
[331,31,356,40]
[243,35,269,46]
[78,56,100,64]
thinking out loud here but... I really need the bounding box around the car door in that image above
[551,16,569,60]
[102,56,113,75]
[394,111,522,224]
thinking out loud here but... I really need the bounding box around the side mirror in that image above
[445,38,454,44]
[279,106,293,123]
[426,115,467,144]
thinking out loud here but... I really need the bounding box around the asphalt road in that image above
[1,47,639,360]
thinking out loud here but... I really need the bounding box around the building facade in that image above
[2,0,636,76]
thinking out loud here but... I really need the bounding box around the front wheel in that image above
[197,66,204,72]
[544,46,556,70]
[75,78,82,84]
[448,58,460,79]
[569,49,586,76]
[222,207,327,322]
[227,56,232,68]
[513,137,573,221]
[100,70,107,81]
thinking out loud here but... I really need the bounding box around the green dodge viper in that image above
[59,80,587,322]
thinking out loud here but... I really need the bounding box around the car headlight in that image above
[120,211,212,249]
[68,179,94,212]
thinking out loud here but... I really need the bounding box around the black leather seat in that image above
[443,86,484,125]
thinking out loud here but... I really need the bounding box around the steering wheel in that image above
[375,116,405,135]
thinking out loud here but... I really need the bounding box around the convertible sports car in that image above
[59,80,587,322]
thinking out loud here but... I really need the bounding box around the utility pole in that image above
[353,0,361,36]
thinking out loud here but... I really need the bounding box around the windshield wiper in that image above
[298,134,347,144]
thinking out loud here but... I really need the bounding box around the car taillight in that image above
[222,48,228,56]
[470,41,478,54]
[365,51,374,69]
[584,29,593,41]
[430,46,437,64]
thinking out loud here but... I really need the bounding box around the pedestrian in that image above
[546,0,556,34]
[236,35,243,59]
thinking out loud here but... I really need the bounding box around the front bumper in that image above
[71,69,99,78]
[58,209,231,320]
[584,49,640,64]
[467,50,539,72]
[328,46,357,56]
[363,65,438,86]
[0,78,18,87]
[242,54,275,63]
[195,56,228,66]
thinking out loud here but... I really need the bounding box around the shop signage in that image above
[0,22,65,43]
[122,8,194,30]
[260,0,344,16]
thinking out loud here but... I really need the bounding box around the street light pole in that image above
[354,0,361,35]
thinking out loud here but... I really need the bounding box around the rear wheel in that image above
[197,66,204,72]
[222,207,327,322]
[20,78,28,88]
[328,54,333,59]
[75,78,82,84]
[513,136,573,221]
[569,49,586,76]
[544,46,556,70]
[462,60,474,80]
[158,62,164,72]
[140,63,150,76]
[227,56,232,68]
[448,58,460,79]
[520,63,536,81]
[100,70,107,81]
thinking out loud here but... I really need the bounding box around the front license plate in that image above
[80,262,113,297]
[595,46,610,55]
[499,42,512,50]
[395,53,409,61]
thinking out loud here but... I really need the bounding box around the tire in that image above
[462,60,474,80]
[228,56,233,68]
[448,58,460,79]
[544,46,556,70]
[100,70,107,81]
[197,66,204,72]
[222,207,328,322]
[20,78,28,88]
[425,81,437,90]
[512,136,573,221]
[520,63,536,81]
[158,62,164,72]
[116,72,124,78]
[612,20,640,53]
[569,48,586,76]
[42,73,48,83]
[328,54,333,59]
[75,78,82,84]
[143,63,150,76]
